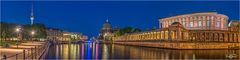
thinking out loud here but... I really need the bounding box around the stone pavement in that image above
[0,41,45,60]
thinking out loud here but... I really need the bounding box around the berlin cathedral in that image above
[98,19,113,40]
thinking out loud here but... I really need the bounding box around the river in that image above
[45,42,240,59]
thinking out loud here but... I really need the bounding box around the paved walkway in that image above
[0,41,45,59]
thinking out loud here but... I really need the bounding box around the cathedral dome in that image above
[101,20,112,30]
[98,19,113,39]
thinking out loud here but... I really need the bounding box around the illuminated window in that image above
[198,21,202,27]
[190,22,193,28]
[217,21,220,28]
[183,22,185,27]
[207,20,210,27]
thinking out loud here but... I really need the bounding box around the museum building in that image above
[159,12,228,30]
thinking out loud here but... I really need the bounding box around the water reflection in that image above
[45,43,240,59]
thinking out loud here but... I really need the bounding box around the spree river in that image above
[45,43,240,59]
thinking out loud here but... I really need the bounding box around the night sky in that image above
[1,1,239,37]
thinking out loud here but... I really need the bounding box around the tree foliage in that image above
[0,22,47,40]
[113,26,141,36]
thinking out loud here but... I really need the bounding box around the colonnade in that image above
[112,28,240,43]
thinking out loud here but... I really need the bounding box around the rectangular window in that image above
[183,22,185,27]
[207,20,210,27]
[217,21,220,28]
[190,22,193,28]
[198,21,202,27]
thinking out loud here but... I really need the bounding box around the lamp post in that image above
[31,30,35,43]
[15,26,22,48]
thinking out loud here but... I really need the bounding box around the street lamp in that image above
[31,30,35,42]
[16,28,20,32]
[15,26,22,48]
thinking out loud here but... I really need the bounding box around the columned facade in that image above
[160,12,228,30]
[111,12,239,49]
[112,26,240,43]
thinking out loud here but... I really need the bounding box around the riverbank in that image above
[114,41,240,49]
[0,41,48,60]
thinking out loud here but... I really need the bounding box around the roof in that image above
[159,11,223,21]
[101,20,112,30]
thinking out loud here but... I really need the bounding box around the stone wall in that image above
[114,42,240,49]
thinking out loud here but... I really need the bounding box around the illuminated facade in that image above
[112,12,240,49]
[160,12,228,30]
[98,19,113,40]
[62,32,87,41]
[46,28,87,41]
[46,28,63,40]
[229,20,240,32]
[113,22,240,42]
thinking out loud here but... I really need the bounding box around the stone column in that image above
[236,33,238,43]
[174,28,180,41]
[213,33,215,42]
[163,31,165,40]
[218,33,220,42]
[225,33,228,42]
[181,31,184,41]
[162,31,163,40]
[155,32,158,40]
[168,29,171,42]
[228,33,230,42]
[206,32,208,42]
[157,31,159,40]
[190,32,192,41]
[238,33,240,43]
[222,33,224,42]
[234,33,236,42]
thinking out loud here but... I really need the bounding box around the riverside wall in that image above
[114,42,240,49]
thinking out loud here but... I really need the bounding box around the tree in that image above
[122,26,133,34]
[113,26,142,36]
[152,26,157,30]
[0,22,47,41]
[132,28,141,33]
[25,23,47,39]
[0,22,18,40]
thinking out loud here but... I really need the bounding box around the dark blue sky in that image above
[1,1,239,37]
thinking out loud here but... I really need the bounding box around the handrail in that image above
[1,41,48,60]
[4,52,23,59]
[38,41,51,59]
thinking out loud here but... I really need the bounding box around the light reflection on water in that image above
[45,43,240,59]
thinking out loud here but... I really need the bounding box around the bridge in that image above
[49,39,86,44]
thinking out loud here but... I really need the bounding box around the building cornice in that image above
[159,12,228,22]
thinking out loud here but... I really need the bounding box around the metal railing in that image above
[1,41,49,60]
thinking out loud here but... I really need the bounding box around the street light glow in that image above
[16,28,20,32]
[31,31,35,35]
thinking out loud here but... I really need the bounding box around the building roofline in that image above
[158,11,225,21]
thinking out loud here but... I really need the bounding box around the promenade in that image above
[0,41,45,60]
